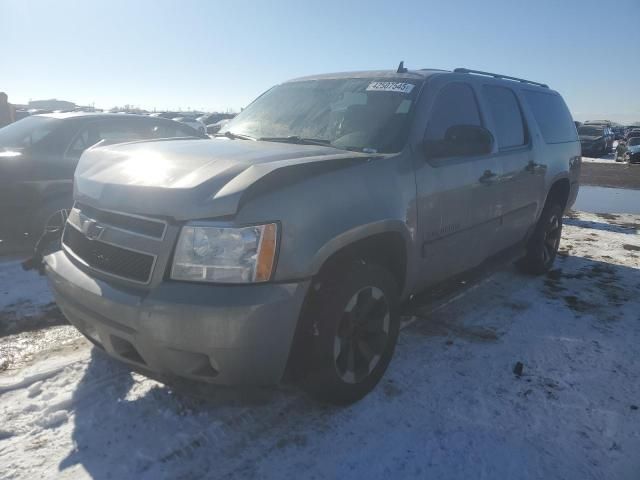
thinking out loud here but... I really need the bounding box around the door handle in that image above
[479,170,497,184]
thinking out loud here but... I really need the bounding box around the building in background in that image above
[28,99,75,111]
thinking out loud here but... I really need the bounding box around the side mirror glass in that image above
[424,124,494,159]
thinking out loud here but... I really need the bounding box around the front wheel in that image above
[517,202,563,274]
[301,262,400,404]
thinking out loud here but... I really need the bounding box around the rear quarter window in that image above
[523,90,577,144]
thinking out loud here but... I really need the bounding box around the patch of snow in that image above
[0,212,638,479]
[0,257,53,314]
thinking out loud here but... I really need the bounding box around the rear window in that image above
[523,90,577,144]
[483,86,526,149]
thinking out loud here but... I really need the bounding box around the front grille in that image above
[75,203,166,239]
[63,226,155,283]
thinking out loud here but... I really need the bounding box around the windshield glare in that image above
[221,78,421,153]
[0,116,61,150]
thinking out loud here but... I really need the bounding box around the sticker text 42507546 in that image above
[366,81,415,94]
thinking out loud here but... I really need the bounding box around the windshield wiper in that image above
[213,131,256,141]
[258,136,335,148]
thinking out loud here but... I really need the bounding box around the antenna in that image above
[396,61,407,74]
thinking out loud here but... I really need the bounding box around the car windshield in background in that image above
[578,126,603,136]
[0,116,60,150]
[628,138,640,146]
[220,78,421,153]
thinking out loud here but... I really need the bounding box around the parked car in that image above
[45,67,580,403]
[149,111,183,119]
[15,110,31,121]
[613,126,625,140]
[0,112,207,239]
[172,116,206,135]
[616,137,640,163]
[584,121,615,150]
[206,118,231,135]
[625,128,640,140]
[578,125,608,156]
[197,112,235,126]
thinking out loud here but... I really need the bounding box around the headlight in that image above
[171,223,278,283]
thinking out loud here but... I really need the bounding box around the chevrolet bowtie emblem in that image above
[82,219,105,241]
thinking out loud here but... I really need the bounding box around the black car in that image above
[0,112,206,239]
[626,128,640,140]
[617,137,640,164]
[578,125,608,156]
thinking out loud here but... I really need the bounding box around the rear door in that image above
[414,81,502,287]
[479,84,543,251]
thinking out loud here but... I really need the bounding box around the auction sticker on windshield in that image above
[366,81,415,94]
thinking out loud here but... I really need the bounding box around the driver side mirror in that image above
[424,124,494,160]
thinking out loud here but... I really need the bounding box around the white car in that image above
[172,116,206,135]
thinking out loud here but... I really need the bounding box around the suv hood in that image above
[75,138,373,220]
[579,135,603,142]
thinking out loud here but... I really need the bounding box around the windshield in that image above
[628,137,640,146]
[220,78,421,153]
[578,126,603,136]
[0,115,61,150]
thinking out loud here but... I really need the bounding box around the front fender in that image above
[308,220,412,276]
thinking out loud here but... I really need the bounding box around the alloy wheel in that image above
[542,214,561,265]
[333,286,390,384]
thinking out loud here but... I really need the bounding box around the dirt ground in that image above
[580,162,640,190]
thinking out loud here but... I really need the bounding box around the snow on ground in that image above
[0,258,81,372]
[0,211,639,480]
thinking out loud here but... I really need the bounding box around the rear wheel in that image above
[517,201,563,275]
[301,261,400,404]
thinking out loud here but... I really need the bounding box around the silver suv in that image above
[45,66,581,403]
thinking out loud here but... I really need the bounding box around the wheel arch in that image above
[310,221,410,295]
[545,176,571,212]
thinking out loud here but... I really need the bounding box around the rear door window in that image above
[483,86,526,149]
[522,90,577,144]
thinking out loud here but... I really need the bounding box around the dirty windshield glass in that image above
[578,126,604,136]
[220,78,421,153]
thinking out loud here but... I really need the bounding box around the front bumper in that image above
[45,250,311,385]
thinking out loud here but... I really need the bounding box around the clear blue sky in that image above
[1,0,639,122]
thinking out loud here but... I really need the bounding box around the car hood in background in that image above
[74,138,373,220]
[579,135,603,142]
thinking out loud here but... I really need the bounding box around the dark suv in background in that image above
[578,124,608,156]
[0,113,206,240]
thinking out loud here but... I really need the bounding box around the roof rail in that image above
[453,68,549,88]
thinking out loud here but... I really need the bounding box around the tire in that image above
[301,261,400,404]
[517,201,563,275]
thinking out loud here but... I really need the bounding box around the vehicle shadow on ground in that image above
[0,303,66,337]
[58,253,640,479]
[58,348,318,478]
[564,215,638,235]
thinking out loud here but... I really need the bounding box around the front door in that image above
[414,81,502,288]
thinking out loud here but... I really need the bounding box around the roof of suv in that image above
[288,69,448,82]
[287,68,552,91]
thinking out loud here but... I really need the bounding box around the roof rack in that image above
[453,68,549,88]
